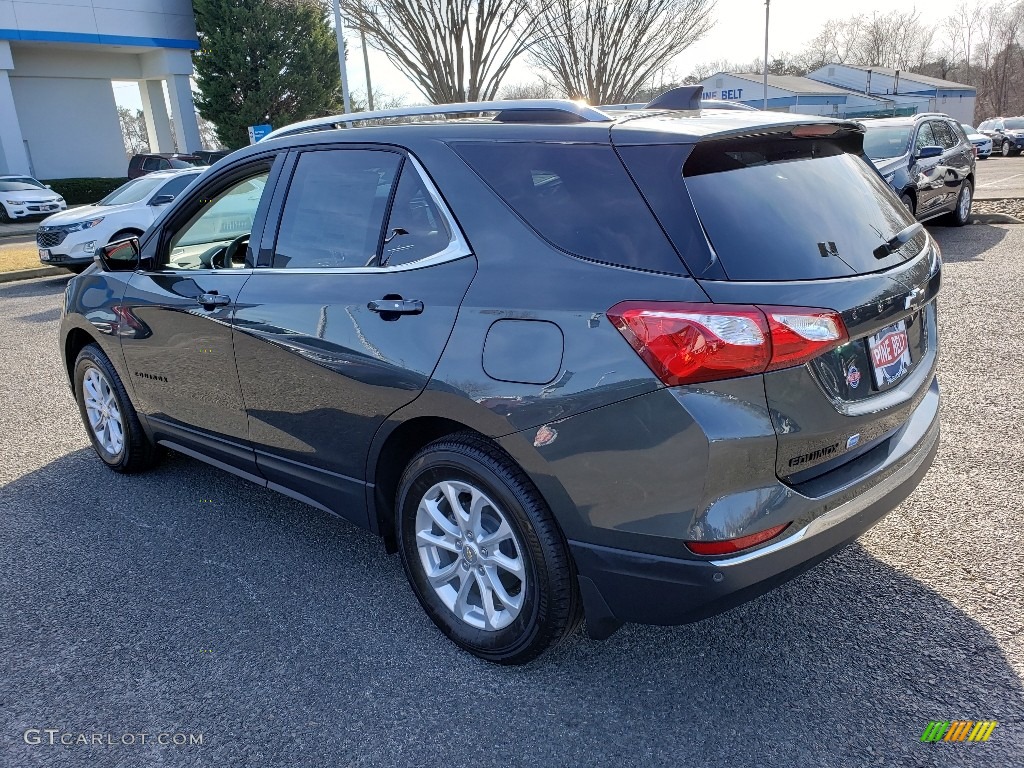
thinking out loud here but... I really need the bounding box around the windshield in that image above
[0,181,44,192]
[861,125,913,159]
[1004,118,1024,130]
[170,158,205,168]
[961,124,977,134]
[97,176,167,206]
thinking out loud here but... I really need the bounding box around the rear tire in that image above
[396,432,582,664]
[945,180,973,227]
[74,344,160,473]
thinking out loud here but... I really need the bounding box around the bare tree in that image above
[942,5,980,75]
[500,80,562,99]
[531,0,716,104]
[851,10,935,71]
[196,113,223,150]
[685,58,749,82]
[799,16,862,70]
[117,107,149,154]
[340,0,537,103]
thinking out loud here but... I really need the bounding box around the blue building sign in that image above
[247,124,273,144]
[702,88,745,101]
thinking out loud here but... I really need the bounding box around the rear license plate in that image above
[38,248,51,261]
[868,319,912,387]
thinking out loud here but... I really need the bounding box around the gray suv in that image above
[60,88,940,664]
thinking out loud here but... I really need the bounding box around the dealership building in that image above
[699,64,977,124]
[0,0,202,179]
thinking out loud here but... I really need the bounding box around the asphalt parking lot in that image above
[975,153,1024,199]
[2,224,1023,767]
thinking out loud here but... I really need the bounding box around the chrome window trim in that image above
[259,152,473,274]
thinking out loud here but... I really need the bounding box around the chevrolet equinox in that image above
[60,87,941,664]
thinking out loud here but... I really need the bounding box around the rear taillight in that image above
[685,523,791,556]
[608,302,848,386]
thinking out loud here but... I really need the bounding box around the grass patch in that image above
[0,242,46,273]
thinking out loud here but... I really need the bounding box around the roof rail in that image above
[263,100,613,141]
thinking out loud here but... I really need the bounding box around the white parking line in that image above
[977,173,1024,188]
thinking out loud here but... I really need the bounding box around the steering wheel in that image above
[210,234,250,269]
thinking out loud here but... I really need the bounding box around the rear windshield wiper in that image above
[873,222,924,260]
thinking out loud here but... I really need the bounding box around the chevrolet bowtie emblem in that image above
[905,287,924,310]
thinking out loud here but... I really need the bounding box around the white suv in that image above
[36,169,202,272]
[0,175,67,221]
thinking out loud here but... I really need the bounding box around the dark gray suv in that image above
[59,88,941,664]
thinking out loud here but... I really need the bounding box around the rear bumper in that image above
[571,378,940,639]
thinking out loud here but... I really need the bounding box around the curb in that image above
[971,213,1024,224]
[0,228,38,239]
[0,266,66,284]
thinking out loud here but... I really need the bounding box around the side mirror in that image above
[44,184,52,189]
[97,237,141,272]
[916,145,943,159]
[150,194,175,206]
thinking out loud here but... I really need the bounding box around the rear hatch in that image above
[615,120,940,484]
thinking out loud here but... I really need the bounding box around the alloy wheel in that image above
[1002,140,1011,157]
[82,366,125,456]
[414,479,527,631]
[959,184,972,221]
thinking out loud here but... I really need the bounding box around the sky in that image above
[113,0,968,117]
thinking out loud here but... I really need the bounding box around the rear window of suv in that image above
[619,134,922,281]
[451,142,685,273]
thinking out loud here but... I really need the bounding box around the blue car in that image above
[861,114,976,225]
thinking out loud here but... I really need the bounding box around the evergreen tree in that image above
[193,0,341,149]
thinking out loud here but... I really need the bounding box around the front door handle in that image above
[197,292,231,308]
[367,298,424,315]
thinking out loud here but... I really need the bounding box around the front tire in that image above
[0,203,11,223]
[108,228,143,245]
[1001,140,1011,157]
[74,344,160,473]
[900,193,916,218]
[396,433,581,664]
[946,179,973,227]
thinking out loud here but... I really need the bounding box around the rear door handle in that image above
[367,298,423,315]
[197,292,231,308]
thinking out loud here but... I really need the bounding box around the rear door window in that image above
[619,134,922,281]
[451,141,684,273]
[381,163,453,267]
[273,149,401,269]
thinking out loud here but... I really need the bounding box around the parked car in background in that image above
[977,117,1024,156]
[860,113,975,225]
[37,168,201,272]
[961,123,993,159]
[0,175,67,222]
[127,152,205,179]
[61,91,941,664]
[193,149,232,165]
